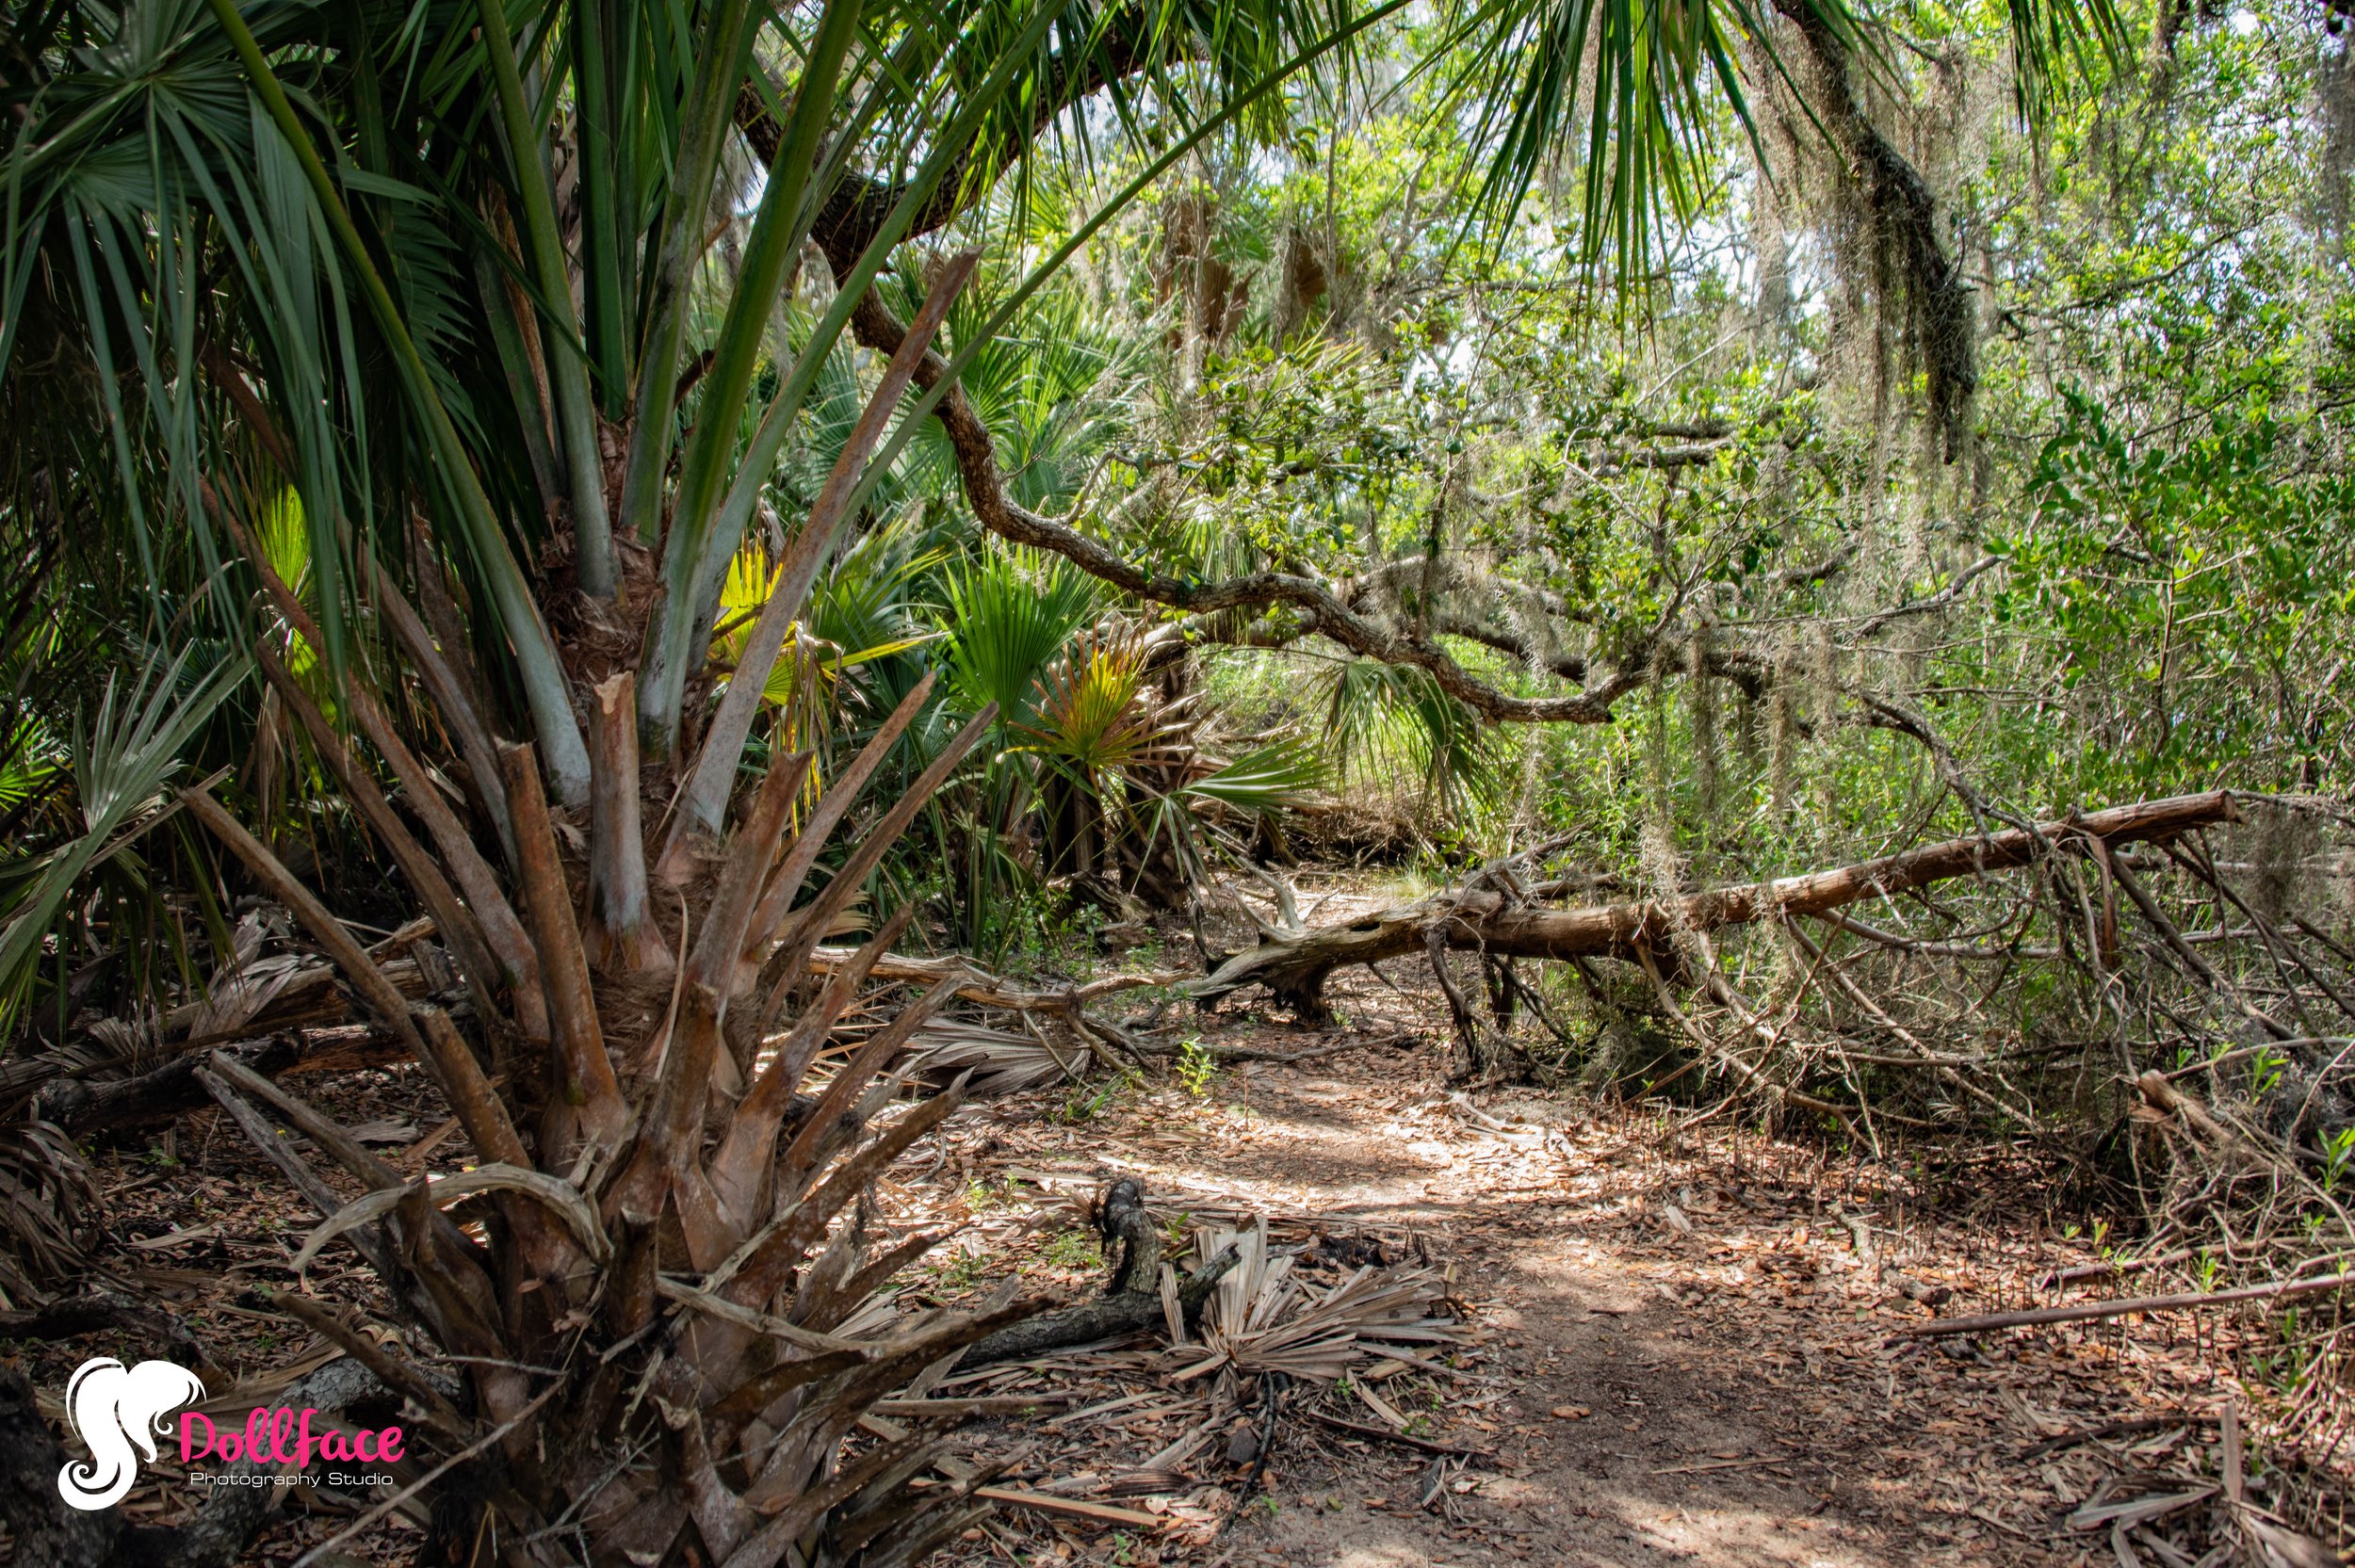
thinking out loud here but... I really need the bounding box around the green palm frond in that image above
[1184,735,1325,811]
[0,719,64,816]
[1451,0,2125,282]
[1321,656,1502,812]
[1019,624,1174,771]
[1456,0,1773,275]
[940,548,1100,728]
[808,509,951,668]
[0,644,249,1030]
[890,271,1151,511]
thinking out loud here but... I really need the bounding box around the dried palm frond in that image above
[901,1017,1092,1094]
[178,915,307,1040]
[1170,1218,1464,1382]
[0,1119,99,1299]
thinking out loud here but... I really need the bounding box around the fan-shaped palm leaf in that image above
[0,644,248,1029]
[940,549,1101,729]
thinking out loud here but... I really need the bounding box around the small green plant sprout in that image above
[1040,1228,1102,1272]
[961,1172,1024,1214]
[1052,1067,1138,1124]
[2326,1126,2355,1191]
[930,1249,987,1290]
[1176,1037,1218,1097]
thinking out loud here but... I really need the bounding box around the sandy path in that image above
[1079,1041,1896,1567]
[921,955,2233,1568]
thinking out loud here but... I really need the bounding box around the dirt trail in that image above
[1106,1050,1881,1566]
[925,956,2252,1568]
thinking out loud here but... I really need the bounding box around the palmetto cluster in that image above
[154,456,1053,1566]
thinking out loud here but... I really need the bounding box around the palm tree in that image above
[0,0,2131,1557]
[1,0,1396,1557]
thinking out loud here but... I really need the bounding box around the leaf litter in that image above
[8,923,2350,1564]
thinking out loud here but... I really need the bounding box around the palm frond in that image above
[1321,656,1503,812]
[940,548,1101,729]
[0,644,249,1032]
[1173,1217,1465,1382]
[1184,736,1326,812]
[1020,625,1168,772]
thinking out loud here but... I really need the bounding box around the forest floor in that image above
[900,933,2279,1568]
[19,886,2318,1566]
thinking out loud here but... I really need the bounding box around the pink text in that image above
[178,1409,404,1467]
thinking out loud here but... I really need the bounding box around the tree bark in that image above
[1191,791,2241,1020]
[951,1253,1236,1371]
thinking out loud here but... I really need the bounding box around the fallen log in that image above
[32,1026,411,1134]
[1190,791,2239,1020]
[802,946,1187,1012]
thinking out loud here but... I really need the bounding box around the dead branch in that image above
[953,1242,1241,1369]
[1193,791,2240,1020]
[802,947,1186,1013]
[0,1294,219,1382]
[33,1026,410,1134]
[1890,1269,2355,1340]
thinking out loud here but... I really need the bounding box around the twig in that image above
[1889,1270,2355,1339]
[961,1485,1161,1528]
[804,946,1188,1013]
[1655,1455,1790,1475]
[1299,1408,1492,1459]
[2021,1412,2207,1459]
[872,1396,1074,1415]
[1789,916,2038,1126]
[1634,945,1858,1127]
[1215,1374,1287,1540]
[253,1290,471,1440]
[2037,1249,2197,1291]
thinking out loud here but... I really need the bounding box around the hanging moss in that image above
[1768,660,1795,821]
[1690,623,1719,816]
[2318,37,2355,251]
[1766,1,1981,462]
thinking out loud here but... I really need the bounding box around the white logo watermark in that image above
[57,1357,207,1511]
